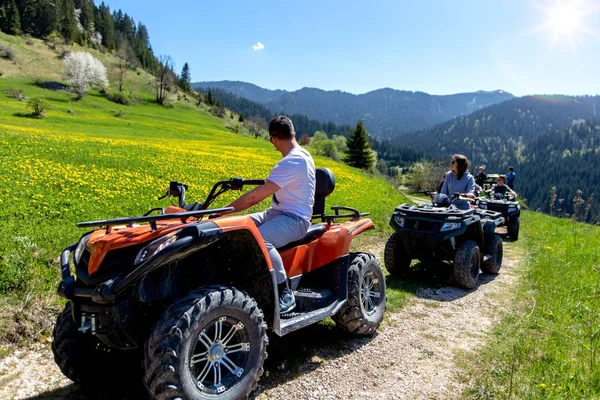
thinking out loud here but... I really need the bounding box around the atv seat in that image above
[277,223,327,252]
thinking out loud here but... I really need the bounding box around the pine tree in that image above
[179,62,191,92]
[2,0,21,35]
[344,120,375,170]
[206,90,214,106]
[34,0,56,37]
[59,0,77,43]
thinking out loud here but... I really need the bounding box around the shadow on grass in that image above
[13,112,43,118]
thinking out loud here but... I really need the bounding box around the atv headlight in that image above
[74,233,92,265]
[440,222,461,232]
[394,215,405,228]
[135,231,180,265]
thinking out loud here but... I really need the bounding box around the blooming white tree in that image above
[63,52,109,99]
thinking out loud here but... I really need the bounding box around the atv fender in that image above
[135,216,278,327]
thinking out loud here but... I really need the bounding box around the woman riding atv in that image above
[437,154,476,198]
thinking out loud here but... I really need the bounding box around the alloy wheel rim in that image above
[361,270,381,316]
[190,316,250,395]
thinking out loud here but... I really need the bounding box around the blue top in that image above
[506,171,516,188]
[441,170,476,197]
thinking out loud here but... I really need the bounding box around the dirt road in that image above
[0,241,520,400]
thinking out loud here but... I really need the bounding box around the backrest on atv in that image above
[312,168,335,218]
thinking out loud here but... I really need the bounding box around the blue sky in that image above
[103,0,600,96]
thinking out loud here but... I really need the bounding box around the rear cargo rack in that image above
[77,207,234,232]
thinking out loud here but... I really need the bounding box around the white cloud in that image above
[252,42,265,51]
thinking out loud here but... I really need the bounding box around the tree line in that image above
[0,0,158,70]
[199,87,423,173]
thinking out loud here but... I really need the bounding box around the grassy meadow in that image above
[0,33,411,342]
[462,211,600,399]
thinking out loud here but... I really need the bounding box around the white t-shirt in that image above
[267,147,316,222]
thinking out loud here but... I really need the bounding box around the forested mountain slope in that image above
[192,81,514,138]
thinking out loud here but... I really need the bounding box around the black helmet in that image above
[432,193,450,207]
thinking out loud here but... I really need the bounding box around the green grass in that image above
[461,211,600,399]
[0,33,418,344]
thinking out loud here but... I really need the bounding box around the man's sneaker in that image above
[279,288,296,313]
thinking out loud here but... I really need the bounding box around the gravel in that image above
[0,242,520,400]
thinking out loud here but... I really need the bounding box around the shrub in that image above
[63,52,109,99]
[105,91,139,105]
[111,109,125,118]
[27,98,49,117]
[5,88,27,101]
[0,45,15,61]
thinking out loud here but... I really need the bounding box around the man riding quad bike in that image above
[52,168,386,399]
[385,192,504,289]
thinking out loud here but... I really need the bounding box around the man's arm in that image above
[226,180,280,212]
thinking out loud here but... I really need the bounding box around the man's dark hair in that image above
[269,116,295,139]
[508,166,514,172]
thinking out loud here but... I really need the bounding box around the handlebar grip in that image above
[243,179,266,186]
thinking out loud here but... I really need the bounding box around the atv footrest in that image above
[293,288,334,312]
[278,299,345,336]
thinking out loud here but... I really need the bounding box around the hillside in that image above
[192,80,515,138]
[393,95,600,220]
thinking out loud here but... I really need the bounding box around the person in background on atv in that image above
[487,174,516,199]
[440,154,476,199]
[506,166,516,190]
[474,166,487,188]
[226,116,316,313]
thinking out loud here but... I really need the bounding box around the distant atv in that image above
[477,191,521,240]
[52,168,386,400]
[385,193,504,289]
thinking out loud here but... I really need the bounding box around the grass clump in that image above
[0,45,15,61]
[461,211,600,399]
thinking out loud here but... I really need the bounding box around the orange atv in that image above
[52,168,386,399]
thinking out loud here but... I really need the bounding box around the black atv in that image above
[384,193,504,289]
[476,191,521,240]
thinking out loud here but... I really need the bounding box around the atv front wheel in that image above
[144,286,268,400]
[334,252,386,335]
[384,232,411,277]
[507,216,520,240]
[453,240,480,289]
[482,234,503,274]
[52,302,142,392]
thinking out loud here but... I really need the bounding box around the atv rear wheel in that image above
[507,216,520,240]
[453,240,480,289]
[52,302,142,392]
[482,234,503,274]
[384,232,411,277]
[144,286,268,400]
[334,252,386,335]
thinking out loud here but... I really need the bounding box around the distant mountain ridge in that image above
[191,80,515,137]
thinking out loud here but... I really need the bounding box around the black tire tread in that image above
[482,234,503,274]
[143,286,268,400]
[333,252,386,336]
[384,232,411,277]
[507,216,520,240]
[453,240,480,289]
